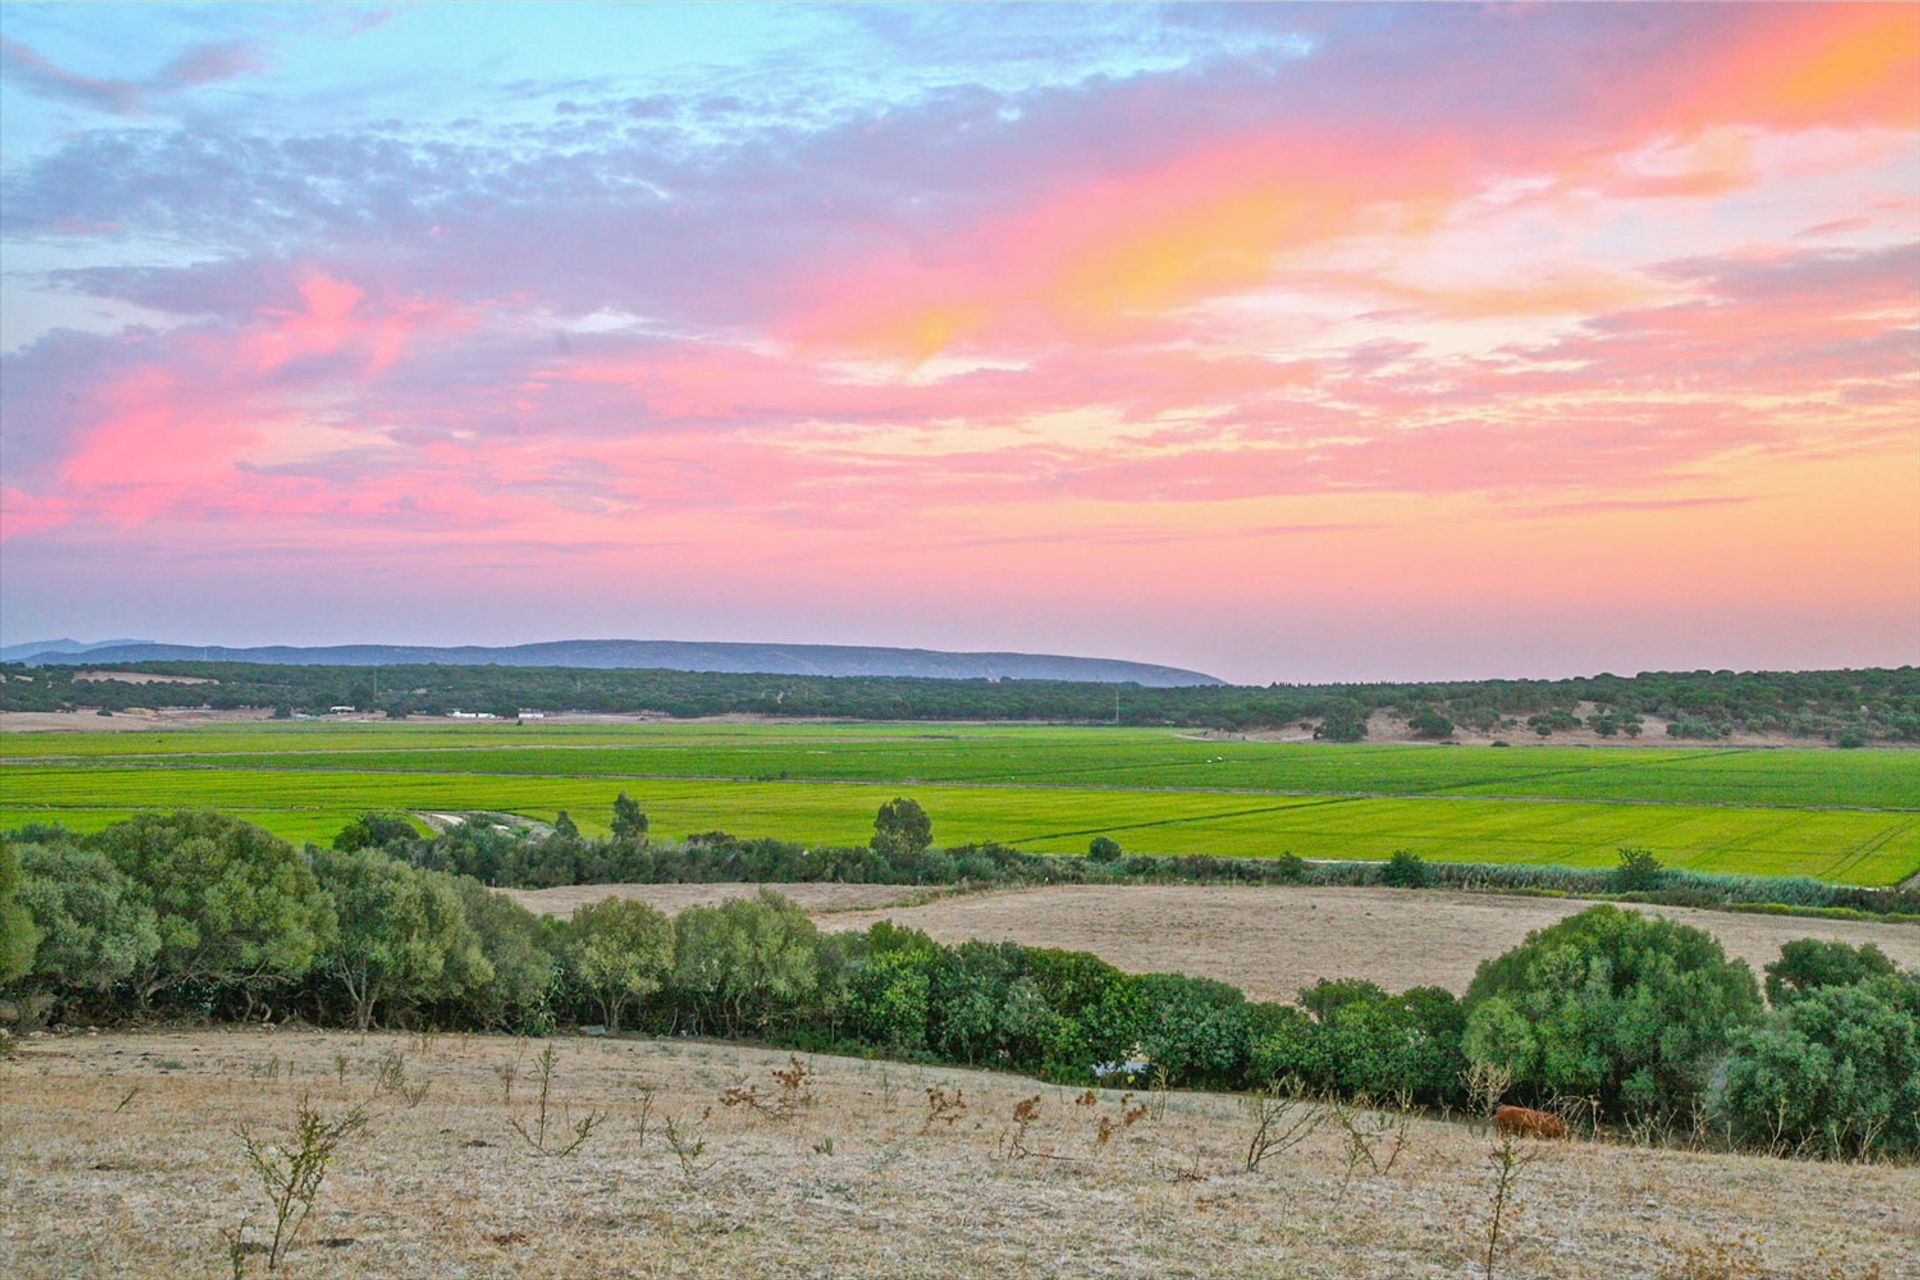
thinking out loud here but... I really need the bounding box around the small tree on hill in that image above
[872,798,933,857]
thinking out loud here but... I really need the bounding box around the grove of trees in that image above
[3,810,1915,1162]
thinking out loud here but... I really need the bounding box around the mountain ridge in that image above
[15,638,1223,687]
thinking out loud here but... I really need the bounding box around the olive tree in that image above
[672,890,819,1035]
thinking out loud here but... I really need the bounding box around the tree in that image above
[1408,709,1454,739]
[1763,939,1898,1007]
[1719,973,1920,1159]
[1136,973,1249,1087]
[1380,850,1430,888]
[871,798,933,857]
[1611,846,1665,893]
[611,793,650,844]
[446,878,557,1033]
[1087,836,1122,863]
[13,842,159,998]
[1314,701,1368,742]
[1,840,44,986]
[312,846,490,1031]
[552,811,580,840]
[671,890,819,1035]
[566,896,673,1033]
[332,812,418,852]
[90,813,333,1004]
[1463,905,1762,1116]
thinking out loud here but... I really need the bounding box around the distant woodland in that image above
[4,662,1916,743]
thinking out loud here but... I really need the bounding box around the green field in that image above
[3,722,1916,885]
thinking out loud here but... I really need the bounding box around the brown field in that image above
[3,1028,1914,1279]
[517,882,1920,1004]
[502,881,944,918]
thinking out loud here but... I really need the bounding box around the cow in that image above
[1493,1105,1568,1140]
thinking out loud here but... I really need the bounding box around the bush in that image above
[313,846,490,1031]
[90,812,333,1005]
[1719,973,1920,1159]
[0,841,41,986]
[671,890,819,1035]
[332,812,419,852]
[1463,905,1762,1116]
[1408,709,1454,739]
[1088,836,1122,863]
[1136,972,1248,1087]
[1381,850,1430,888]
[1611,846,1665,893]
[13,842,160,1003]
[1763,938,1899,1007]
[566,896,673,1033]
[442,878,557,1033]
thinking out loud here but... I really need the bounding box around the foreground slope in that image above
[2,1030,1911,1278]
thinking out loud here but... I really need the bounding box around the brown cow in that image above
[1493,1105,1568,1140]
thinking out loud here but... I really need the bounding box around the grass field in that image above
[6,1029,1916,1279]
[3,722,1917,884]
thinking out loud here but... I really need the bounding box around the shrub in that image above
[1136,972,1249,1088]
[1718,973,1920,1159]
[313,846,490,1031]
[566,896,673,1033]
[846,943,937,1052]
[331,812,418,852]
[1408,709,1454,739]
[1763,938,1899,1007]
[1381,850,1430,888]
[1610,846,1665,893]
[13,842,160,1001]
[671,889,819,1035]
[1463,905,1762,1116]
[443,878,557,1033]
[1303,980,1466,1104]
[0,841,43,987]
[1088,836,1123,863]
[90,812,333,1005]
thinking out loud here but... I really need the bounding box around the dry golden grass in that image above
[500,881,940,918]
[3,1028,1913,1278]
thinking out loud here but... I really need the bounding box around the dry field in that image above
[501,881,942,918]
[510,882,1920,1003]
[3,1029,1914,1279]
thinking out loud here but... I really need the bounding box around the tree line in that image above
[4,661,1916,741]
[2,810,1914,1162]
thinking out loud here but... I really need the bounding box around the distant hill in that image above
[21,638,1223,687]
[0,637,153,663]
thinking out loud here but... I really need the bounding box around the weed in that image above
[373,1049,430,1109]
[921,1084,967,1134]
[812,1135,835,1156]
[1242,1079,1325,1172]
[235,1093,369,1271]
[664,1109,715,1185]
[720,1054,814,1123]
[332,1053,350,1088]
[508,1045,605,1157]
[114,1084,142,1113]
[1480,1131,1540,1280]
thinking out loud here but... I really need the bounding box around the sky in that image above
[0,3,1916,684]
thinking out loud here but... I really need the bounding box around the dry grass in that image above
[818,884,1920,1001]
[3,1028,1912,1278]
[500,881,943,918]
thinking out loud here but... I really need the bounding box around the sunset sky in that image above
[1,3,1916,683]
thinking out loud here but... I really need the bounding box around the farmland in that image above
[3,722,1917,885]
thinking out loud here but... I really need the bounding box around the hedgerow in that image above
[2,810,1915,1162]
